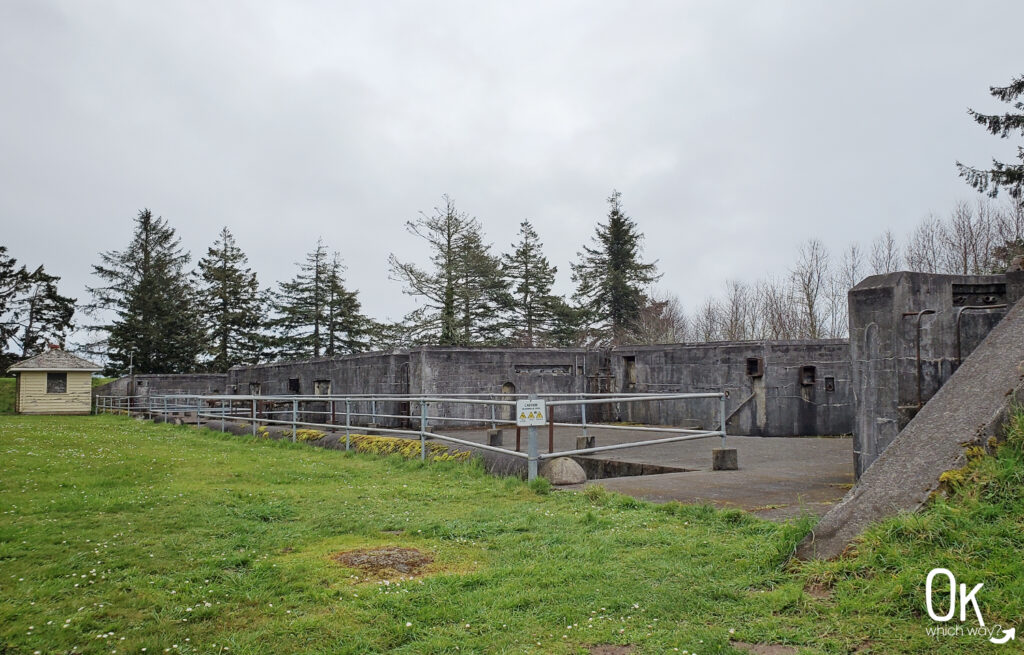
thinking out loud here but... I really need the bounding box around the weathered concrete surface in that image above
[849,271,1024,477]
[797,297,1024,560]
[449,425,853,520]
[539,457,587,484]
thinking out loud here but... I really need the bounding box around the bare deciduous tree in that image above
[870,230,901,275]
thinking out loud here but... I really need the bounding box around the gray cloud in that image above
[3,0,1023,326]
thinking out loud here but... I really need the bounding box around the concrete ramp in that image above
[796,298,1024,560]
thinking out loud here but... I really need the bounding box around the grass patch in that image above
[0,377,13,414]
[1,413,1022,653]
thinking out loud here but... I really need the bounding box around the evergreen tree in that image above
[958,75,1024,204]
[271,239,365,359]
[501,220,559,346]
[388,195,509,345]
[571,190,661,344]
[87,209,202,375]
[0,246,31,355]
[10,266,76,357]
[324,252,366,356]
[196,227,266,370]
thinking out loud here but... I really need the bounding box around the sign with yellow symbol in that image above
[515,399,547,427]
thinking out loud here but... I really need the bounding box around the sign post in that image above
[516,396,547,481]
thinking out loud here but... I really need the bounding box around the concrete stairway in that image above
[796,298,1024,560]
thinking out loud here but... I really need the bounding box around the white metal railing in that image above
[93,391,728,481]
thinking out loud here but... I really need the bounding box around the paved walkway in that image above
[437,425,854,521]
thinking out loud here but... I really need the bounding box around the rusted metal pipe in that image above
[901,309,936,408]
[548,408,555,454]
[955,304,1008,365]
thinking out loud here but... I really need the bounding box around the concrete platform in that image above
[437,425,854,521]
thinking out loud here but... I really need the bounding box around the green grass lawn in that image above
[1,414,1023,654]
[0,377,13,414]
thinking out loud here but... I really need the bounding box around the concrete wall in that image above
[848,270,1024,477]
[609,340,853,436]
[93,374,228,399]
[91,342,852,436]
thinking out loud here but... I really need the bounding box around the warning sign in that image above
[515,399,547,426]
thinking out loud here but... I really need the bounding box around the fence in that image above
[94,391,728,481]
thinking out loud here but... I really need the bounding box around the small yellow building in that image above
[7,348,101,415]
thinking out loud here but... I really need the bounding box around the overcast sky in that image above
[2,1,1023,332]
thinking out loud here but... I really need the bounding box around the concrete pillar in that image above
[712,448,738,471]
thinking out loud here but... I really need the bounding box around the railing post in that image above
[221,399,226,433]
[527,394,538,481]
[420,400,427,461]
[291,399,297,442]
[345,399,351,451]
[196,397,201,428]
[251,398,256,438]
[580,393,588,443]
[719,393,727,449]
[490,395,496,430]
[371,397,377,425]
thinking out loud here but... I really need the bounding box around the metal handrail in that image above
[94,390,728,481]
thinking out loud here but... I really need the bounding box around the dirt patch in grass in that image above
[332,546,434,576]
[588,646,635,655]
[803,581,832,600]
[730,641,799,655]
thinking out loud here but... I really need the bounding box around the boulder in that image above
[539,457,587,485]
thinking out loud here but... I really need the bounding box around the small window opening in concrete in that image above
[801,365,816,386]
[46,372,67,394]
[314,379,331,395]
[501,382,516,395]
[622,356,637,391]
[746,357,764,377]
[288,378,301,394]
[249,382,261,396]
[824,376,836,393]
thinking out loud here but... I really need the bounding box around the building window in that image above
[746,357,764,377]
[824,376,836,393]
[314,379,331,395]
[46,372,67,394]
[249,382,261,396]
[800,366,816,386]
[288,378,301,394]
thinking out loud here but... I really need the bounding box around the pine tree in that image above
[87,209,202,374]
[196,227,266,371]
[502,220,559,346]
[0,246,31,354]
[11,266,76,357]
[571,190,661,344]
[958,75,1024,204]
[388,195,509,345]
[271,240,365,359]
[324,252,366,356]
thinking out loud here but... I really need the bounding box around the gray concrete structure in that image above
[848,271,1024,477]
[213,343,854,435]
[609,341,852,436]
[798,293,1024,559]
[94,374,227,398]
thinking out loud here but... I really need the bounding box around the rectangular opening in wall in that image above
[801,365,816,386]
[824,376,835,393]
[288,378,301,394]
[622,356,637,391]
[46,372,67,394]
[746,357,764,377]
[314,379,331,395]
[951,282,1007,306]
[248,382,261,396]
[513,364,572,375]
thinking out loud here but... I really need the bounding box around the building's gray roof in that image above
[7,349,102,373]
